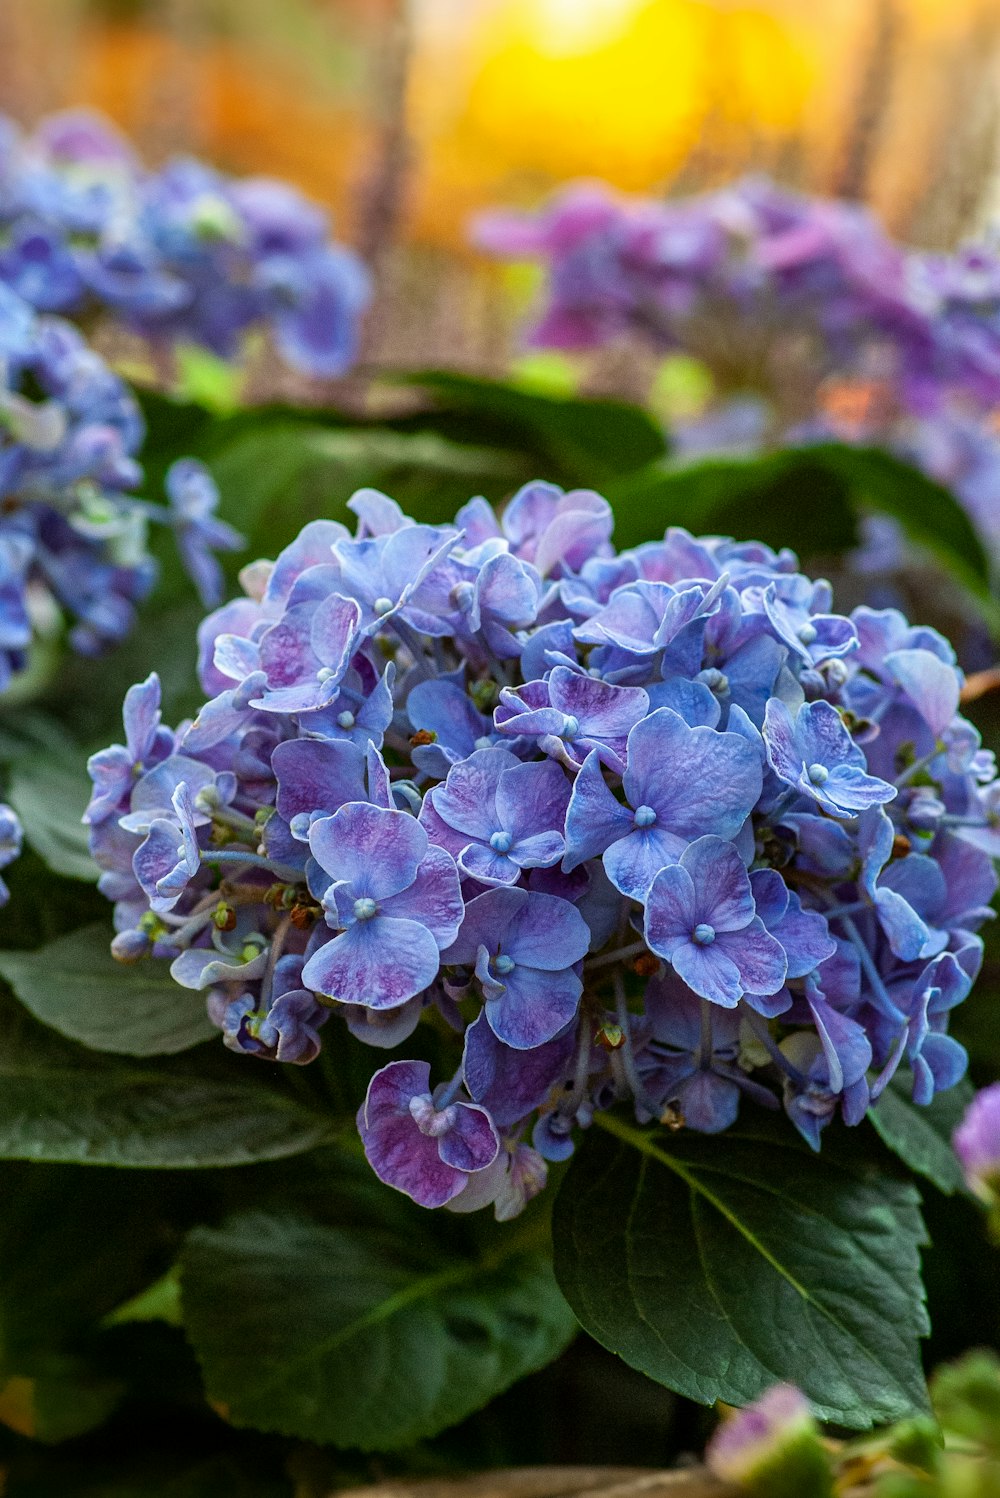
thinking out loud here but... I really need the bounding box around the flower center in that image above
[353,896,378,921]
[798,622,818,645]
[807,763,829,786]
[409,1095,456,1137]
[699,667,729,694]
[489,830,513,853]
[494,953,516,975]
[317,666,337,682]
[561,714,580,741]
[451,581,475,612]
[337,710,356,729]
[633,804,657,828]
[693,923,716,945]
[373,596,393,617]
[473,735,493,751]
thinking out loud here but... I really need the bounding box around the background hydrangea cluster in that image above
[86,479,1000,1219]
[477,178,1000,552]
[0,108,371,379]
[0,278,242,691]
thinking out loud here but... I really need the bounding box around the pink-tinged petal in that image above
[382,845,465,947]
[486,963,582,1050]
[308,802,426,898]
[670,941,743,1007]
[273,738,367,822]
[716,918,787,996]
[680,836,754,932]
[438,1103,499,1172]
[258,603,315,686]
[645,864,699,950]
[359,1107,466,1208]
[302,916,440,1008]
[548,666,649,739]
[264,520,348,607]
[463,1013,576,1126]
[362,1059,432,1126]
[310,591,362,671]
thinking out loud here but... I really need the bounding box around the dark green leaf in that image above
[405,370,667,484]
[181,1183,576,1448]
[869,1075,974,1195]
[553,1111,929,1428]
[0,993,334,1168]
[0,924,215,1056]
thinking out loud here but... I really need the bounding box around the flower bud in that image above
[706,1385,833,1498]
[954,1084,1000,1206]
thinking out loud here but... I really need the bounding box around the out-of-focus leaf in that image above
[1,717,96,882]
[0,992,334,1168]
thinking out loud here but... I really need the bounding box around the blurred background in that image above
[3,0,1000,375]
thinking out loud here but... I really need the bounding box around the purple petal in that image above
[680,836,754,932]
[302,916,440,1008]
[437,1102,500,1172]
[644,863,699,951]
[716,918,787,996]
[308,802,426,898]
[381,844,464,947]
[273,738,367,822]
[486,962,582,1049]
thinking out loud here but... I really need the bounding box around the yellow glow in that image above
[521,0,648,58]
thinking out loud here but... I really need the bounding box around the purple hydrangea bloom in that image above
[83,480,999,1211]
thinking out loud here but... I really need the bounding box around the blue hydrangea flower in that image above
[83,482,1000,1211]
[0,802,23,906]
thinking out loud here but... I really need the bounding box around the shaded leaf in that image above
[181,1181,576,1449]
[553,1112,929,1428]
[0,992,334,1168]
[0,923,215,1056]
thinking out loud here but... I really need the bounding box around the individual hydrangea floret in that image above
[954,1083,1000,1204]
[84,478,1000,1219]
[0,109,370,379]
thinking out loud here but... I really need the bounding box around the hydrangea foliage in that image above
[0,109,370,378]
[87,481,999,1216]
[477,177,1000,547]
[0,283,241,688]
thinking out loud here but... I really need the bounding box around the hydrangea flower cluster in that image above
[0,109,370,379]
[87,481,999,1218]
[477,177,1000,547]
[0,281,242,688]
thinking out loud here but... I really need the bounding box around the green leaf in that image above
[181,1186,576,1449]
[868,1076,974,1195]
[3,724,96,882]
[553,1111,930,1428]
[404,370,667,484]
[0,993,334,1168]
[104,1267,183,1329]
[0,923,216,1056]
